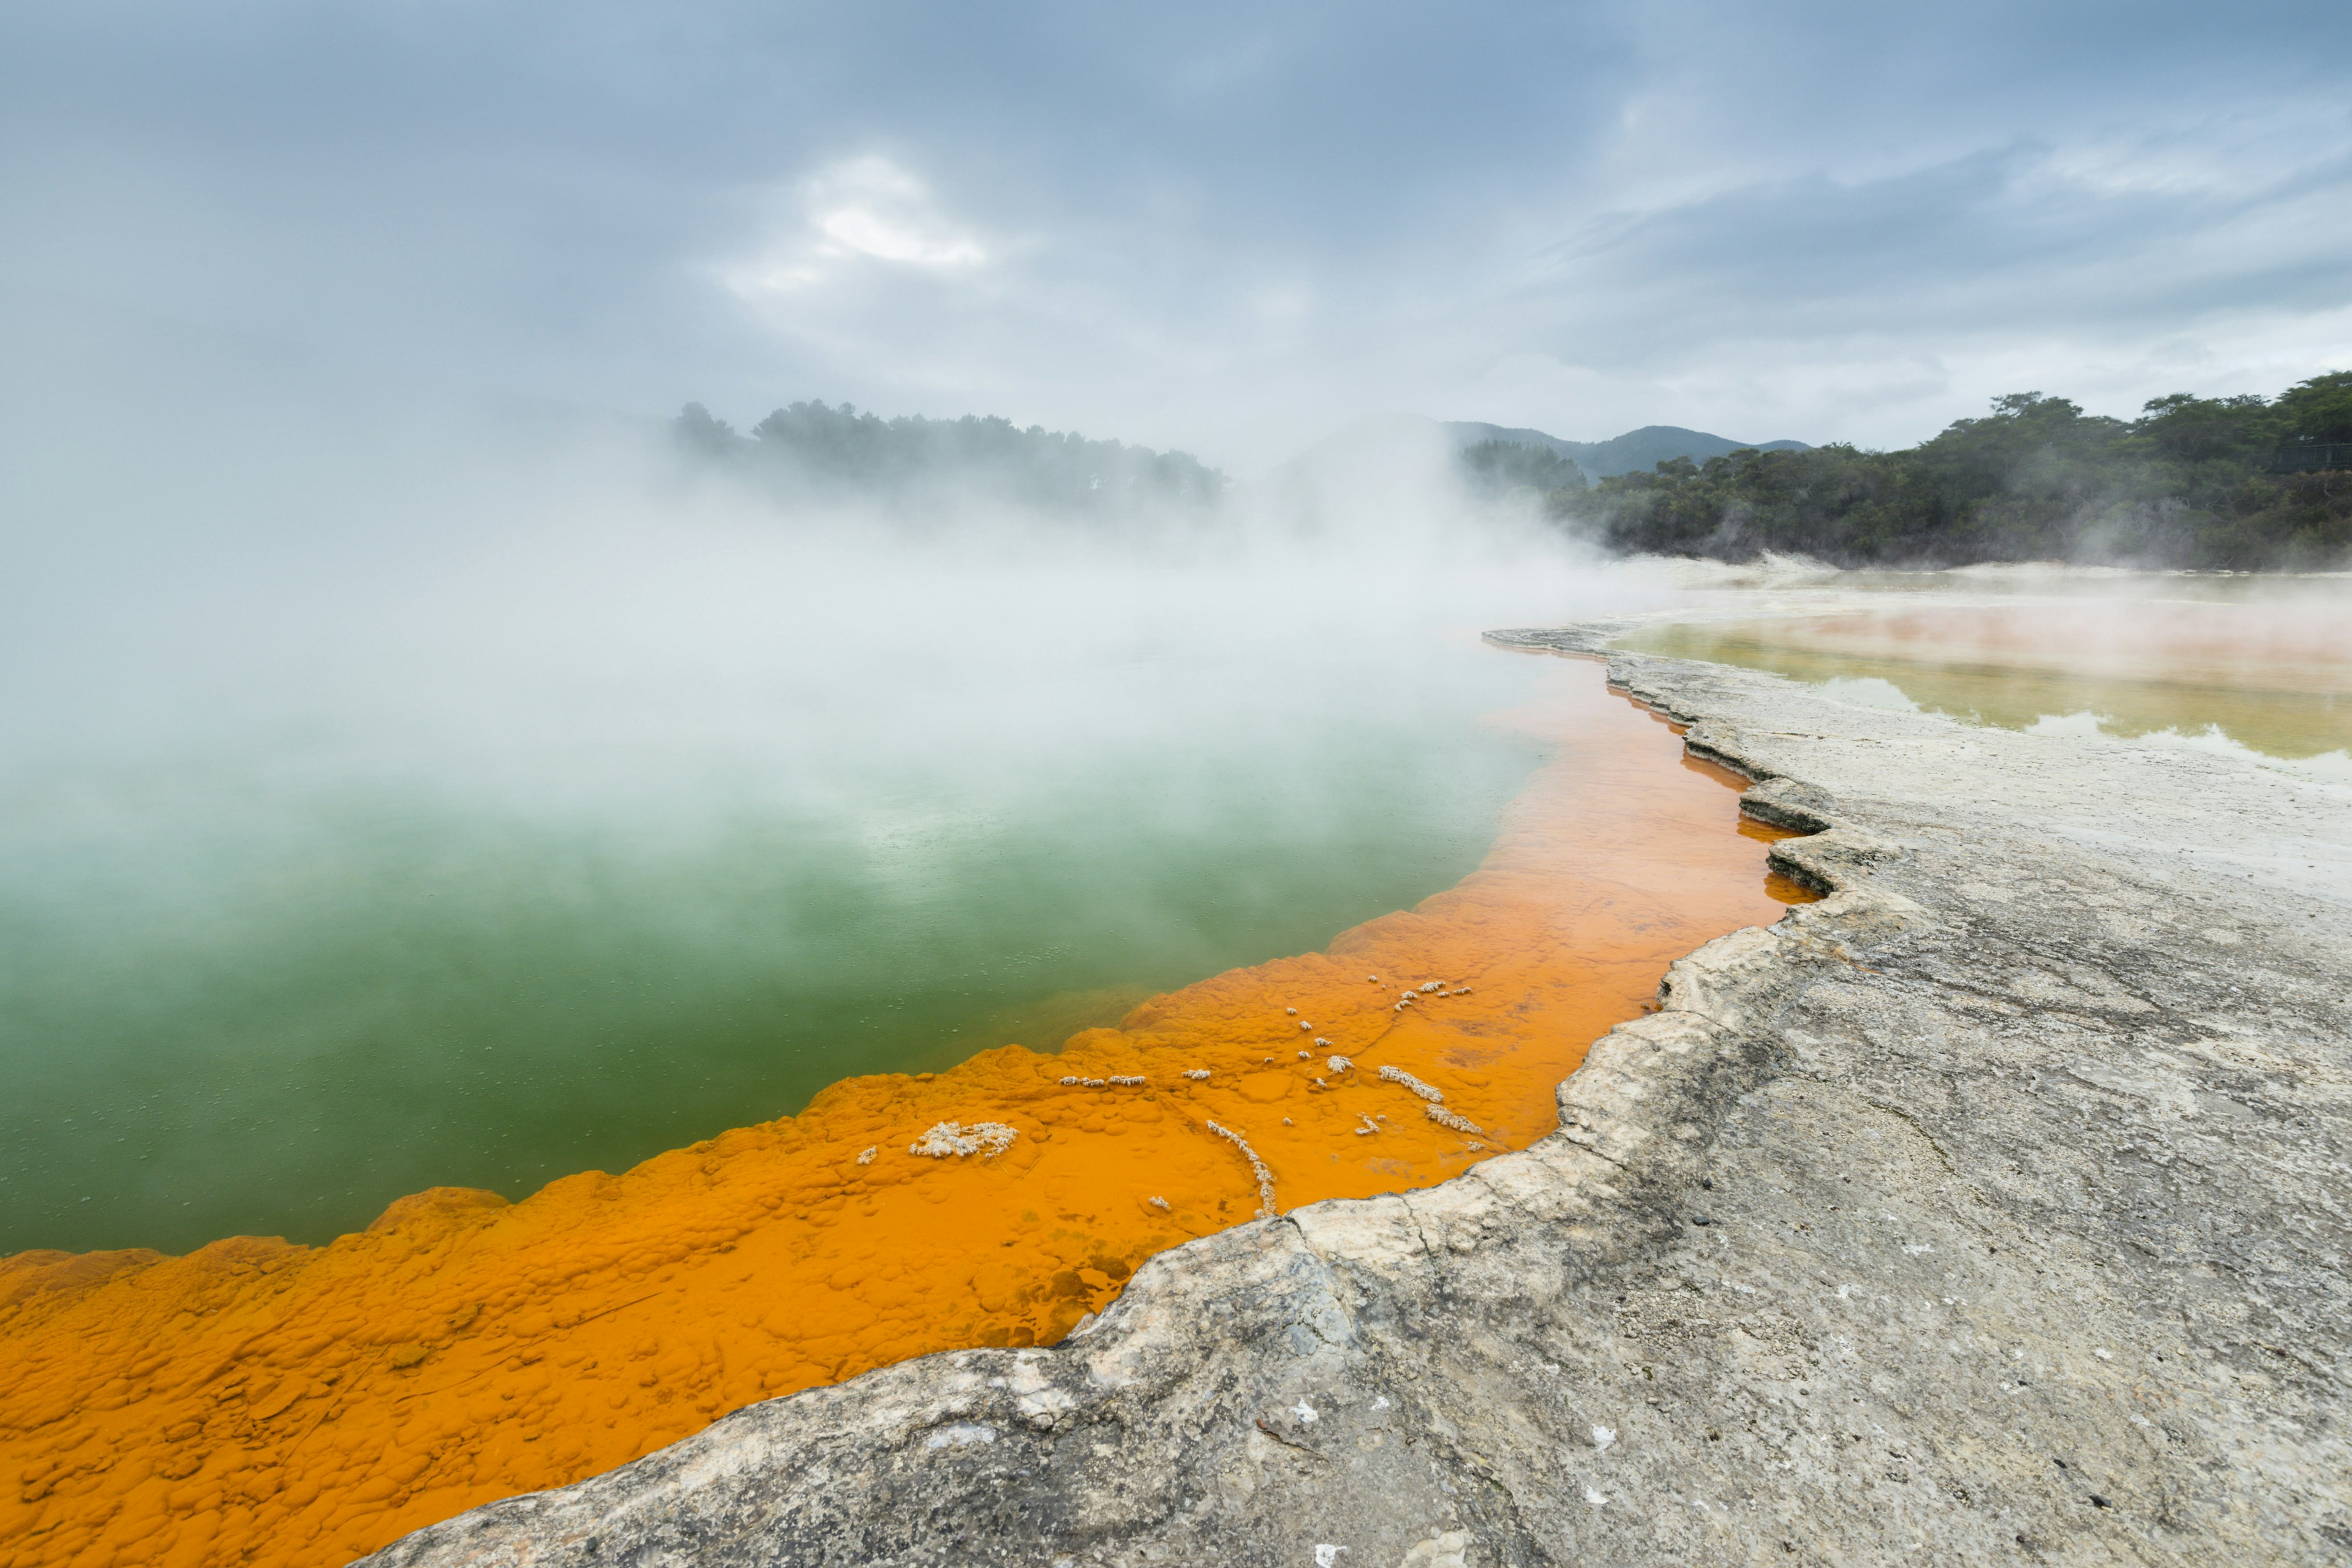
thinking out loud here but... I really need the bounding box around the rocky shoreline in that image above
[364,627,2352,1567]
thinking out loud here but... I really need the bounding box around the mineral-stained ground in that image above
[1,663,1808,1568]
[362,627,2352,1567]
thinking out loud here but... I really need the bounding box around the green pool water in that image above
[0,625,1548,1257]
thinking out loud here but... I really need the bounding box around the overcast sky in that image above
[5,0,2350,469]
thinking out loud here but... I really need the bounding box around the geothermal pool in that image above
[0,649,1808,1568]
[23,567,2329,1568]
[0,631,1552,1258]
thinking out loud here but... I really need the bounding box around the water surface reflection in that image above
[1619,594,2352,780]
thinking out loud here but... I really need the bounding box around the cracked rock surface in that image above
[364,628,2352,1568]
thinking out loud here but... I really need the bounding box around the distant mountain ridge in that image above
[1445,420,1811,483]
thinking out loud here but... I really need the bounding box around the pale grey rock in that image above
[362,628,2352,1568]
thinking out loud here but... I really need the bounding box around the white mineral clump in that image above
[1425,1104,1482,1134]
[856,1147,877,1166]
[1147,1196,1171,1211]
[1109,1074,1145,1085]
[1182,1069,1211,1080]
[1373,1067,1439,1104]
[1327,1055,1352,1072]
[1379,1065,1444,1102]
[1355,1115,1379,1136]
[1203,1118,1276,1219]
[908,1121,1019,1159]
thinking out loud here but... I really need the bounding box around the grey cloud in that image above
[2,0,2349,465]
[1517,135,2352,347]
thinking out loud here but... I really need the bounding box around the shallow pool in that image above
[1617,592,2352,781]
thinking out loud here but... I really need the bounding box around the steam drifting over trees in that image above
[1531,372,2352,571]
[675,401,1227,521]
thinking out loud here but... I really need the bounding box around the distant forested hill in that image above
[675,401,1227,518]
[1534,374,2352,570]
[1444,421,1811,483]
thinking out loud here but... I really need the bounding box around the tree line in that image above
[1459,438,1588,496]
[1532,372,2352,570]
[676,401,1227,518]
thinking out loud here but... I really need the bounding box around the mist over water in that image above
[0,407,1684,1255]
[15,382,2343,1259]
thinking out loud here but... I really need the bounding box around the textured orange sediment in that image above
[0,664,1811,1568]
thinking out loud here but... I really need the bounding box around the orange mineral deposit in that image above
[0,661,1811,1568]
